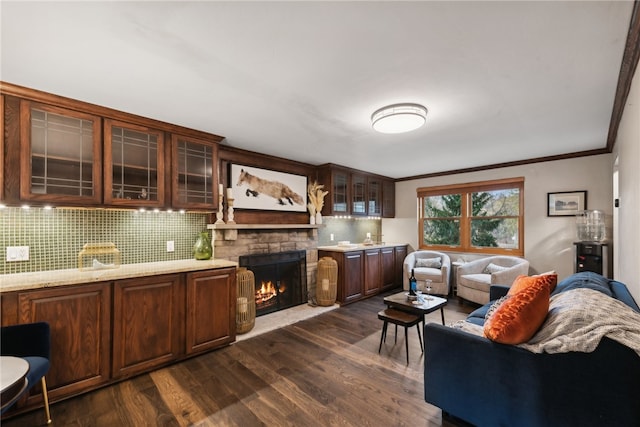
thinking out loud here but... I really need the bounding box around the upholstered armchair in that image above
[403,251,451,296]
[456,255,529,305]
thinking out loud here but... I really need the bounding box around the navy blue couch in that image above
[424,272,640,427]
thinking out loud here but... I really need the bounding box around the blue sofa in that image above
[424,272,640,427]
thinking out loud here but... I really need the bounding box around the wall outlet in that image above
[6,246,29,262]
[330,233,334,241]
[166,241,175,252]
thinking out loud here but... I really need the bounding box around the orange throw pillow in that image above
[508,273,558,295]
[484,279,550,344]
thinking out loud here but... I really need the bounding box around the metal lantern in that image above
[236,267,256,334]
[316,256,338,306]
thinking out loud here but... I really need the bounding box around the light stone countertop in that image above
[0,259,238,293]
[317,243,407,253]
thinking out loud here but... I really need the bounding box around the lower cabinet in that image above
[0,266,236,414]
[16,283,112,403]
[364,249,382,296]
[186,268,236,355]
[319,245,406,305]
[112,274,183,379]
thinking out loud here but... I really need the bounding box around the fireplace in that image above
[238,250,308,317]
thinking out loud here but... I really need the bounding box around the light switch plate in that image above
[166,241,175,252]
[6,246,29,262]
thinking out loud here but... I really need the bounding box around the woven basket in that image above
[236,267,256,334]
[316,257,338,306]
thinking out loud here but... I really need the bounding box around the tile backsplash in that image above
[1,207,209,275]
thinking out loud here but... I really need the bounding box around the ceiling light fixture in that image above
[371,103,428,134]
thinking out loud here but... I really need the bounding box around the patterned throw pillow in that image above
[484,278,550,344]
[483,263,510,274]
[415,257,442,269]
[508,273,558,295]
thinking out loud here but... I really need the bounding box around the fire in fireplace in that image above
[239,250,307,317]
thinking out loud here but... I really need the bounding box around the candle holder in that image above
[215,194,225,224]
[227,197,236,224]
[316,257,338,306]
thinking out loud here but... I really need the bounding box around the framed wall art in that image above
[547,191,587,216]
[229,164,307,212]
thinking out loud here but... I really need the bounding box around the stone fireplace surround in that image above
[210,224,320,302]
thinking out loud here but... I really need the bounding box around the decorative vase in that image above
[315,212,322,225]
[193,231,212,260]
[310,214,316,225]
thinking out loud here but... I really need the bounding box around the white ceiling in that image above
[1,1,634,179]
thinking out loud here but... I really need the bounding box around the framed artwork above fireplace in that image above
[230,164,307,212]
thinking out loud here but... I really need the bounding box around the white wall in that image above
[612,66,640,301]
[383,154,613,281]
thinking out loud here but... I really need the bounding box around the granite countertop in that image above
[0,259,238,293]
[317,243,407,252]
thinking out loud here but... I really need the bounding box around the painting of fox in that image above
[237,168,305,207]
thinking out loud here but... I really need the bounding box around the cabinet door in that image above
[364,248,382,296]
[17,283,111,402]
[395,245,408,286]
[186,268,235,355]
[381,247,396,291]
[104,119,165,207]
[171,134,219,210]
[367,177,382,217]
[382,179,395,218]
[331,168,349,215]
[20,100,102,205]
[343,251,364,303]
[351,174,367,216]
[112,274,182,378]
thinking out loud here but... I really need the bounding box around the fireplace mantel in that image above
[207,223,320,240]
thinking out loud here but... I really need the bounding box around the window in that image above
[418,177,524,256]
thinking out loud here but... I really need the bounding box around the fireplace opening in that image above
[239,250,307,317]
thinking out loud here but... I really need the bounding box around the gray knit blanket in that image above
[451,288,640,356]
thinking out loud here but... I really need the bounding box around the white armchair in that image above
[456,255,530,305]
[403,251,451,296]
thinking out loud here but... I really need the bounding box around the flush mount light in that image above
[371,103,427,134]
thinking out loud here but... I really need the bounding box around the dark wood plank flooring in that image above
[2,291,475,427]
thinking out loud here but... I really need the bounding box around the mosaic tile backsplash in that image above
[1,207,209,275]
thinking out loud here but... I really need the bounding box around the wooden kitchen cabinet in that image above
[104,119,165,207]
[381,246,396,291]
[16,283,111,403]
[112,274,183,379]
[364,248,382,296]
[186,267,236,355]
[19,100,103,205]
[382,179,395,218]
[171,134,219,210]
[319,249,364,304]
[394,244,408,287]
[367,177,382,217]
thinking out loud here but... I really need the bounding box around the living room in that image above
[1,1,640,426]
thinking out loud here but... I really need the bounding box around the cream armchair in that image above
[403,251,451,296]
[456,255,530,305]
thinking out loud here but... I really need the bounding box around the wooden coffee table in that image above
[383,291,448,326]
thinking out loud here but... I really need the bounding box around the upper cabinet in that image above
[104,120,165,207]
[2,83,224,210]
[19,100,103,205]
[318,164,395,218]
[171,134,218,210]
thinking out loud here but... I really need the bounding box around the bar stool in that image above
[377,308,423,364]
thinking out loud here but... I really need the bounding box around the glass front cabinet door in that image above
[103,120,165,207]
[331,169,349,215]
[20,101,102,204]
[351,174,367,216]
[171,134,218,210]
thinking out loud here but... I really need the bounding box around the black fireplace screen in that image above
[239,250,307,317]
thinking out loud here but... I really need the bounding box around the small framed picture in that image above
[547,191,587,216]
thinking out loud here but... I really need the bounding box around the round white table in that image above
[1,356,29,411]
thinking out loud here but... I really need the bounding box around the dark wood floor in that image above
[3,291,475,427]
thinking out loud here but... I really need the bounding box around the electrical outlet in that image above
[166,241,175,252]
[330,233,334,241]
[6,246,29,262]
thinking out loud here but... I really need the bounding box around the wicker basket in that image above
[316,257,338,306]
[236,267,256,334]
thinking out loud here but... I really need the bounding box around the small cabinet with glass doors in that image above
[171,134,219,210]
[103,119,165,207]
[20,101,102,204]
